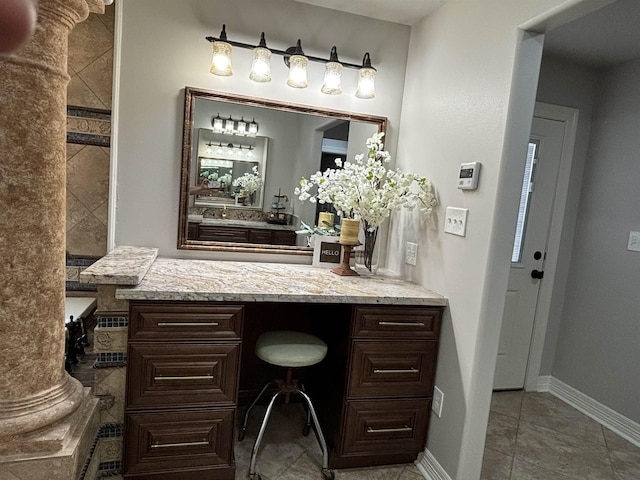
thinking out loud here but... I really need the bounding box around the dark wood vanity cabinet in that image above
[124,302,243,480]
[188,222,297,246]
[123,301,442,478]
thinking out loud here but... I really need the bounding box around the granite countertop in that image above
[196,218,298,231]
[80,246,447,306]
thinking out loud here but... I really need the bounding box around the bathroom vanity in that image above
[81,247,447,480]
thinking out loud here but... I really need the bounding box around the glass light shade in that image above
[356,67,376,99]
[246,147,254,158]
[226,144,235,155]
[210,41,233,76]
[212,114,224,132]
[249,46,272,83]
[248,119,259,136]
[321,61,343,95]
[205,143,213,155]
[216,143,224,155]
[287,55,309,88]
[236,118,247,135]
[224,116,234,133]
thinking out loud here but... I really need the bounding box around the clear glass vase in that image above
[354,223,380,274]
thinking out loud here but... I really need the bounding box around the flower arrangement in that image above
[294,132,437,270]
[218,173,232,186]
[232,165,263,193]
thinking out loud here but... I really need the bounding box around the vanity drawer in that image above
[348,340,438,398]
[248,229,272,244]
[272,230,297,245]
[124,407,235,478]
[197,225,249,243]
[340,398,430,455]
[127,343,240,408]
[129,303,243,340]
[352,306,442,338]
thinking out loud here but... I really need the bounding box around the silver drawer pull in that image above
[154,375,214,381]
[157,322,219,327]
[367,425,412,434]
[373,368,419,374]
[378,321,424,327]
[151,440,209,448]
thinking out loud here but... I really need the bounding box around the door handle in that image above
[531,269,544,279]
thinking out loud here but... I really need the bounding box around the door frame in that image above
[522,101,578,390]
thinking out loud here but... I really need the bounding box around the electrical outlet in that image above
[432,386,444,418]
[406,242,418,266]
[628,231,640,252]
[444,207,468,237]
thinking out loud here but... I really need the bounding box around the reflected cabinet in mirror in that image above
[178,86,387,254]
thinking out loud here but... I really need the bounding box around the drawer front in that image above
[129,303,243,340]
[348,341,438,397]
[127,343,240,408]
[248,229,272,244]
[197,225,249,243]
[341,399,430,455]
[353,306,442,338]
[272,230,297,245]
[124,408,234,476]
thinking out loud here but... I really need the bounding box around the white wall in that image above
[534,55,600,375]
[113,0,410,261]
[392,1,596,478]
[551,58,640,423]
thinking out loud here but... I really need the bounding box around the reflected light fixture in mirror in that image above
[205,26,376,98]
[356,53,376,99]
[250,32,272,83]
[321,46,343,95]
[210,24,233,76]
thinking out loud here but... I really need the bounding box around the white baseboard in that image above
[415,449,453,480]
[536,375,640,448]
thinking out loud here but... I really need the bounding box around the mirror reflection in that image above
[178,87,387,253]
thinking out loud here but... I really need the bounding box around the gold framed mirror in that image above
[178,86,387,255]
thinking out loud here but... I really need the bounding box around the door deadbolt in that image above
[534,251,542,260]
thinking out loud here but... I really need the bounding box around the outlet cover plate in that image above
[432,386,444,417]
[628,231,640,252]
[444,207,468,237]
[406,242,418,266]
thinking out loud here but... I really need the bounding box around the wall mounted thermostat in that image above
[458,162,481,190]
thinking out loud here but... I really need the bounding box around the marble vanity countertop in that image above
[197,218,298,231]
[79,246,159,285]
[115,258,447,306]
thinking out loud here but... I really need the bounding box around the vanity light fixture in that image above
[249,32,272,83]
[355,53,376,99]
[205,141,214,155]
[321,46,342,95]
[286,39,309,88]
[216,142,224,155]
[211,115,259,137]
[246,145,254,158]
[210,24,233,76]
[205,26,377,98]
[226,143,235,156]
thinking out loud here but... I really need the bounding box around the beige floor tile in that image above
[481,447,512,480]
[515,420,615,480]
[510,457,579,480]
[603,428,640,454]
[491,390,524,418]
[335,465,405,479]
[485,411,519,456]
[609,449,640,480]
[520,393,606,445]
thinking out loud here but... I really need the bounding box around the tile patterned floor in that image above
[482,391,640,480]
[235,402,424,480]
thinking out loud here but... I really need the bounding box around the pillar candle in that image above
[317,212,334,228]
[339,218,360,245]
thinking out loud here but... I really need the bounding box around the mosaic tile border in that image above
[94,352,127,369]
[78,424,123,480]
[67,256,100,292]
[97,460,122,477]
[67,106,111,147]
[97,316,128,328]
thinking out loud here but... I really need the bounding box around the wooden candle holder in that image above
[331,242,359,276]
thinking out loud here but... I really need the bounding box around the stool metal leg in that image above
[297,389,335,480]
[248,389,282,480]
[299,382,312,436]
[239,380,275,441]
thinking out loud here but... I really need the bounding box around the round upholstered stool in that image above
[239,331,334,480]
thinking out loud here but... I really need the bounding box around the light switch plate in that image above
[432,386,444,417]
[406,242,418,266]
[628,231,640,252]
[444,207,468,237]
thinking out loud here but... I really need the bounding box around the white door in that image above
[494,116,565,390]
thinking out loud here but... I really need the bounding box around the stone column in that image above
[0,0,103,438]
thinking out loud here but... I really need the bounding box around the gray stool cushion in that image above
[256,330,328,368]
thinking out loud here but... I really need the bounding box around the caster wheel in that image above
[238,428,246,441]
[302,424,311,436]
[322,468,335,480]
